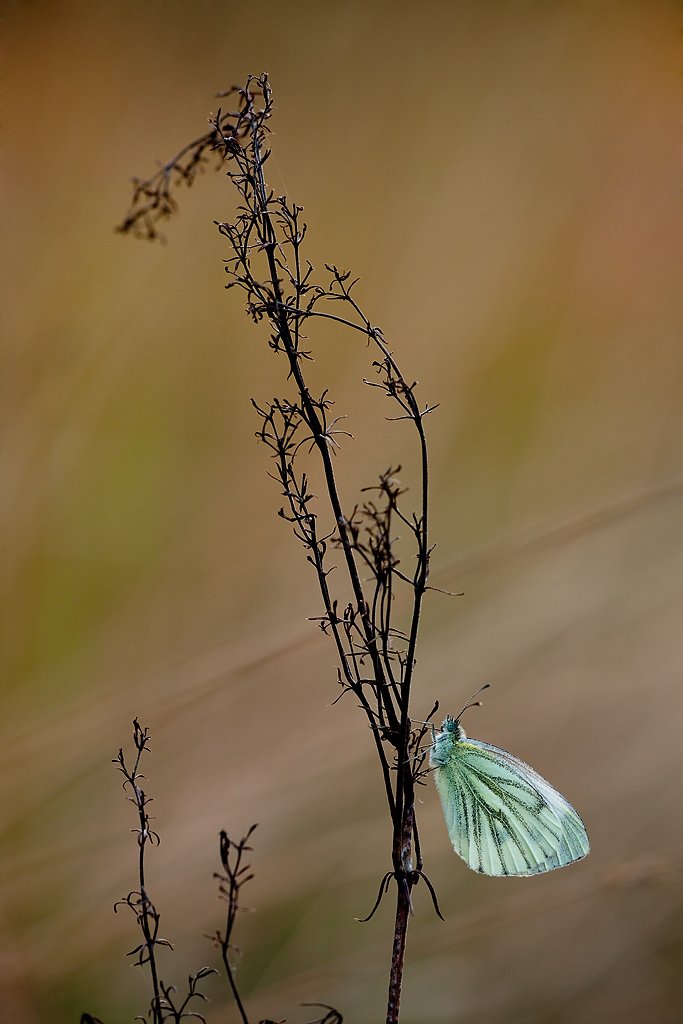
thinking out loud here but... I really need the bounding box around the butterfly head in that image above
[443,715,466,741]
[430,715,466,766]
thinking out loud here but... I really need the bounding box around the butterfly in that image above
[429,697,590,876]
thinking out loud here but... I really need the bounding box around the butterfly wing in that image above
[434,737,590,876]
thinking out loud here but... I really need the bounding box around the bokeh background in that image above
[3,2,682,1022]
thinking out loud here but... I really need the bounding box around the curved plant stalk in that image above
[119,74,441,1023]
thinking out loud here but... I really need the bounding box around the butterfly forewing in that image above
[433,728,590,876]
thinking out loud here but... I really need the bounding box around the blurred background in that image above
[3,1,682,1021]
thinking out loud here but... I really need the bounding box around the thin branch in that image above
[113,720,165,1024]
[212,825,258,1024]
[118,73,440,1024]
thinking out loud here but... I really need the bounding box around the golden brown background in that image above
[3,2,682,1022]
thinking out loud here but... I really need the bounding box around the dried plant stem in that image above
[114,721,164,1024]
[386,804,416,1023]
[213,827,258,1024]
[118,73,443,1023]
[113,721,216,1024]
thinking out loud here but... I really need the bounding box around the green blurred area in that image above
[2,2,682,1022]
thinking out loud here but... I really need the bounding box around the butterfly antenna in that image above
[456,683,491,721]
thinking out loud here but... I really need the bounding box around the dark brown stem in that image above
[250,131,399,738]
[386,804,415,1024]
[215,826,257,1024]
[117,76,442,1023]
[220,942,250,1024]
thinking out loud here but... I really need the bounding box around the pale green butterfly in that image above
[429,690,590,876]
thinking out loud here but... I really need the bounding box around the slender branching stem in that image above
[118,73,442,1023]
[213,826,258,1024]
[113,721,216,1024]
[114,721,164,1024]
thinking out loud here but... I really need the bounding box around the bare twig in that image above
[211,826,259,1024]
[119,73,439,1024]
[113,720,166,1024]
[113,721,215,1023]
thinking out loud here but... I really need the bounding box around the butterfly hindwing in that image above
[433,732,590,876]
